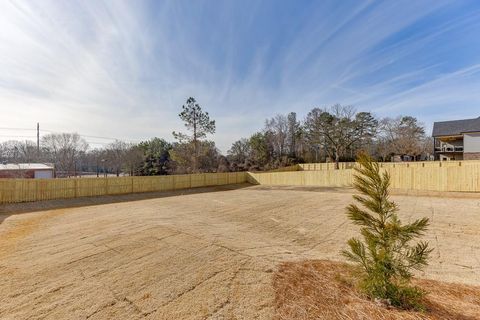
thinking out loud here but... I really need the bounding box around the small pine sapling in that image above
[342,153,432,310]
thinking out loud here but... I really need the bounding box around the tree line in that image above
[0,99,433,176]
[229,104,432,170]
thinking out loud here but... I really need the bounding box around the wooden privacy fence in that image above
[247,163,480,192]
[299,160,480,171]
[4,162,480,204]
[0,172,247,204]
[262,160,475,173]
[247,170,353,188]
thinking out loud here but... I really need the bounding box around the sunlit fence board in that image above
[0,172,247,204]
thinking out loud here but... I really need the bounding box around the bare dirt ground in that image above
[0,184,479,319]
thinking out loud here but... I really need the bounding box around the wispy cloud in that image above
[1,0,480,151]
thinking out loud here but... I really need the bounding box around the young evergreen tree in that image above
[342,153,432,310]
[172,97,215,172]
[138,138,172,175]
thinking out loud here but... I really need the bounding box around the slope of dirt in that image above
[0,185,479,319]
[273,260,480,320]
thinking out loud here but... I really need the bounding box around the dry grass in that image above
[273,260,480,320]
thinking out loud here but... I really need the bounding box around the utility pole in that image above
[36,122,40,160]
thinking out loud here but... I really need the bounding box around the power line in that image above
[0,127,37,131]
[84,141,112,146]
[0,125,147,145]
[79,134,142,141]
[0,134,37,138]
[38,129,143,143]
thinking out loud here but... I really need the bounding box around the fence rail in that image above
[0,172,247,204]
[248,162,480,192]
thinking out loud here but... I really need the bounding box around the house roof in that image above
[432,116,480,137]
[0,163,54,171]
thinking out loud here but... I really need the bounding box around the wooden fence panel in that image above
[204,173,218,186]
[173,175,191,190]
[76,178,107,197]
[216,173,227,185]
[149,176,175,192]
[105,177,134,195]
[237,172,247,184]
[132,176,156,193]
[0,172,248,204]
[248,163,480,193]
[227,172,237,184]
[190,174,205,188]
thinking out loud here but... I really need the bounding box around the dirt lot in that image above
[0,184,479,319]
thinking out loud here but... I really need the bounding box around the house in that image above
[432,116,480,161]
[0,163,54,179]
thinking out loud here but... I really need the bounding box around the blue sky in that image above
[1,0,480,152]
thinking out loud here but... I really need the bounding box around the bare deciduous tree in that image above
[41,133,88,177]
[380,116,426,161]
[304,105,378,169]
[265,114,289,160]
[286,112,301,158]
[0,140,38,163]
[105,140,129,176]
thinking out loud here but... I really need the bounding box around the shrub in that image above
[342,153,432,310]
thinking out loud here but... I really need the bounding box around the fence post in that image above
[105,177,108,195]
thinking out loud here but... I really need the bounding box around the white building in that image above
[0,163,54,179]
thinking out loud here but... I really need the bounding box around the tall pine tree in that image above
[173,97,216,172]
